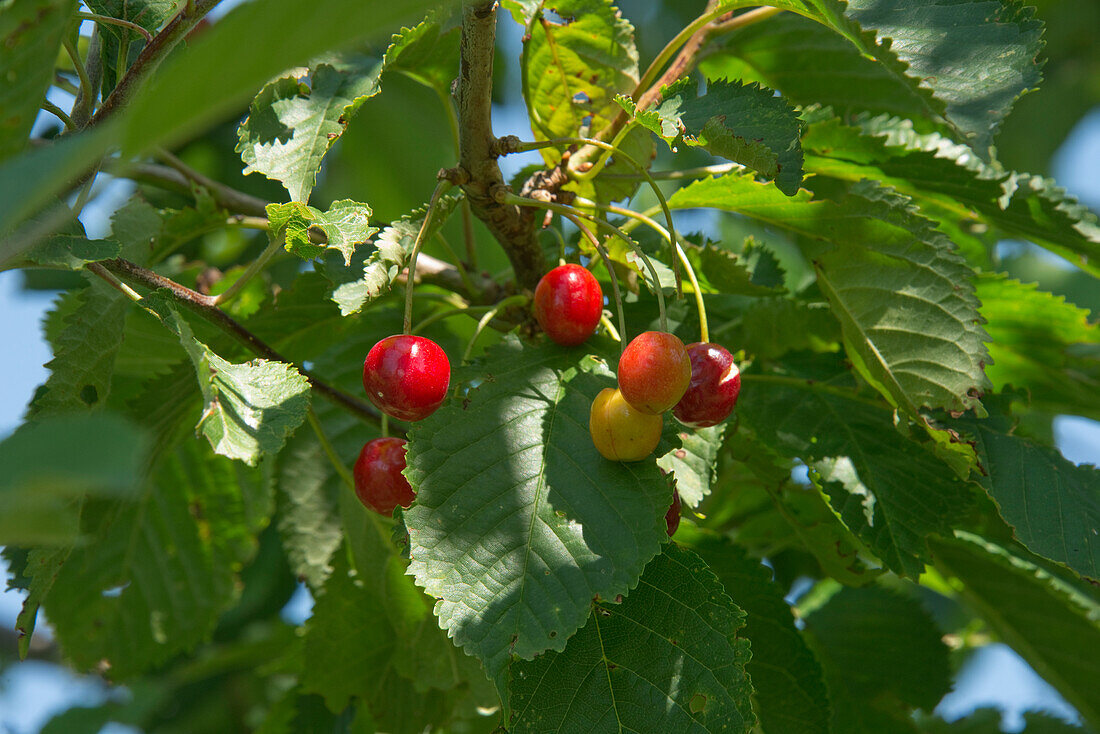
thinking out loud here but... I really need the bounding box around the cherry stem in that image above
[461,294,529,364]
[404,180,454,334]
[578,199,709,343]
[381,413,389,439]
[505,135,683,295]
[564,213,627,352]
[307,408,357,493]
[211,234,283,306]
[504,193,668,333]
[598,314,622,343]
[76,11,155,41]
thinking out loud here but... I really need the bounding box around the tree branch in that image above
[99,258,382,426]
[89,0,222,127]
[456,0,546,290]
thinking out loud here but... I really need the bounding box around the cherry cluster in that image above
[534,263,742,536]
[354,334,450,515]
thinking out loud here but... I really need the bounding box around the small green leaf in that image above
[267,199,377,265]
[618,78,804,195]
[20,235,121,270]
[658,423,726,508]
[686,241,786,297]
[508,544,756,733]
[326,193,460,316]
[143,293,311,466]
[405,337,671,678]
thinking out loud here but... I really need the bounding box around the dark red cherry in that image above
[673,342,741,428]
[665,489,681,537]
[353,437,415,515]
[533,263,603,346]
[617,331,692,415]
[363,334,450,421]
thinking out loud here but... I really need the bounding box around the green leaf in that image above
[617,78,804,195]
[741,299,840,359]
[143,294,311,466]
[404,338,672,678]
[670,171,991,417]
[29,277,129,418]
[803,114,1100,279]
[738,375,971,577]
[658,423,726,508]
[41,439,271,679]
[0,0,440,256]
[267,199,378,265]
[521,0,639,161]
[14,547,70,660]
[0,413,147,545]
[84,0,178,95]
[953,405,1100,583]
[680,527,832,734]
[327,193,460,316]
[930,533,1100,729]
[685,241,787,297]
[507,544,755,733]
[976,275,1100,421]
[0,0,76,158]
[805,586,952,731]
[702,0,1043,156]
[237,59,383,203]
[19,235,120,269]
[381,10,460,97]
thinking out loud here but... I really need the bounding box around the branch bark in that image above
[456,0,546,290]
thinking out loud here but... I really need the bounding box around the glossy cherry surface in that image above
[353,437,415,515]
[616,331,692,415]
[673,342,741,428]
[665,489,681,537]
[363,334,450,421]
[589,387,664,462]
[533,263,604,346]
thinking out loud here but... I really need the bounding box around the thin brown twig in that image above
[99,258,382,426]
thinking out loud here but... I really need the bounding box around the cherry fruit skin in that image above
[533,263,603,346]
[617,331,692,415]
[363,335,450,421]
[665,489,681,537]
[589,387,664,462]
[353,437,415,515]
[673,343,741,428]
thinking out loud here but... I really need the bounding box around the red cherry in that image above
[665,489,681,537]
[353,437,415,515]
[589,387,664,462]
[617,331,692,415]
[533,263,603,346]
[363,335,450,421]
[673,343,741,428]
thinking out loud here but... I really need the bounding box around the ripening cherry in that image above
[665,489,681,537]
[589,387,664,462]
[353,437,415,515]
[363,334,450,421]
[673,342,741,428]
[617,331,692,415]
[533,263,603,346]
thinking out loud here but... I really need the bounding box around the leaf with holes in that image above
[658,423,726,508]
[508,543,755,733]
[404,337,671,678]
[267,199,377,266]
